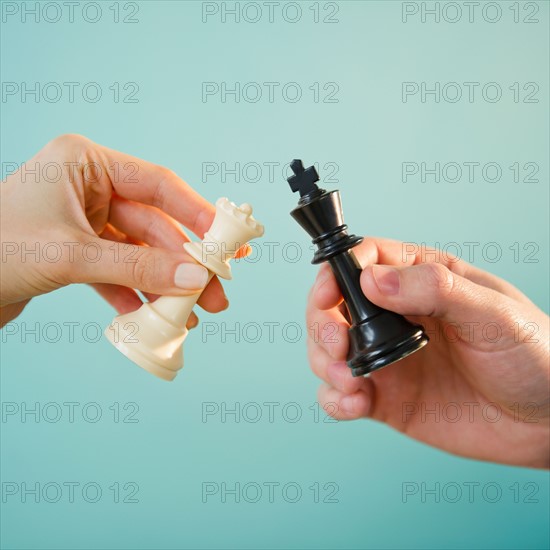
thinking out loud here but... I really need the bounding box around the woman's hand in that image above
[1,134,230,326]
[306,237,549,469]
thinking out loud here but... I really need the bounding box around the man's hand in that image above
[306,237,549,469]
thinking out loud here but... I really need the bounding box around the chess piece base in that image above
[104,304,188,382]
[347,311,429,377]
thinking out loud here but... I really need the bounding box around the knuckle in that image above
[307,342,324,378]
[328,323,348,356]
[323,403,340,420]
[143,216,160,245]
[127,249,159,290]
[44,135,95,172]
[152,170,171,210]
[305,306,320,335]
[341,377,357,395]
[306,337,318,361]
[424,263,455,297]
[157,165,175,180]
[50,133,91,150]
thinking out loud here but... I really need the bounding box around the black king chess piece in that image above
[287,160,429,376]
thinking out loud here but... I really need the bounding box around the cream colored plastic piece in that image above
[104,198,264,381]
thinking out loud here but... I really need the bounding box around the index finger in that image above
[310,237,471,311]
[97,144,215,238]
[310,236,529,310]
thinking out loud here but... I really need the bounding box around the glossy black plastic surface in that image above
[287,160,429,376]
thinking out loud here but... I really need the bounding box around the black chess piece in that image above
[287,160,429,376]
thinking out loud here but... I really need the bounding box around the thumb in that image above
[360,263,514,328]
[72,237,209,295]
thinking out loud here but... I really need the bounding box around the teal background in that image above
[1,1,549,549]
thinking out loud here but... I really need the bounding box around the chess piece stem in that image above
[151,274,215,327]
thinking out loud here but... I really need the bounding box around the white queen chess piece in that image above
[104,198,265,381]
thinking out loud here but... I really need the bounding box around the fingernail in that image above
[372,265,400,295]
[340,395,355,415]
[174,263,209,290]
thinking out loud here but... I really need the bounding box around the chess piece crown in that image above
[185,198,264,280]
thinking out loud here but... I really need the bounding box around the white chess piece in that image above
[104,198,264,381]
